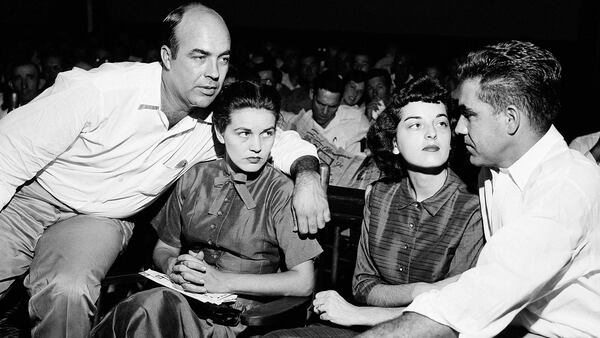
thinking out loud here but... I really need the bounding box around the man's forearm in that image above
[366,283,416,307]
[356,312,458,338]
[289,155,320,179]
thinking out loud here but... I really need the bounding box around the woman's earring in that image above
[392,146,400,155]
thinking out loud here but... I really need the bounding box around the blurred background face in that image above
[342,80,364,106]
[395,101,451,170]
[312,88,341,127]
[43,55,64,86]
[217,107,277,173]
[300,55,319,84]
[367,76,389,102]
[11,64,43,104]
[258,69,275,86]
[353,54,371,73]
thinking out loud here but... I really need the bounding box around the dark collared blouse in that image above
[152,159,322,274]
[352,169,484,304]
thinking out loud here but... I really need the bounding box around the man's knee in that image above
[30,270,99,314]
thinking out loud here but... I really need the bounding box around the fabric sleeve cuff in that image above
[271,128,318,175]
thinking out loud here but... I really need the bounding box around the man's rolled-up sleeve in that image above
[270,127,317,175]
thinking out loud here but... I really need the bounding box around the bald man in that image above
[0,3,328,337]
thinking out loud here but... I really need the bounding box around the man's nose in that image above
[205,58,220,81]
[455,115,468,135]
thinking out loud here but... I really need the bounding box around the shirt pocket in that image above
[138,156,190,196]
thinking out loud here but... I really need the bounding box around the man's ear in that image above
[160,45,173,70]
[504,105,521,135]
[37,78,46,90]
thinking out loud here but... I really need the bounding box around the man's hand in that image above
[293,170,330,234]
[366,99,385,121]
[313,290,364,327]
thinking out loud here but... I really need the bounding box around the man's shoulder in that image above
[534,145,600,195]
[335,105,369,126]
[58,62,160,91]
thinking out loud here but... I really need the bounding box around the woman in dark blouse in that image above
[308,76,484,331]
[92,81,322,338]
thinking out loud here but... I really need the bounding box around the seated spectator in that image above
[374,42,398,74]
[282,53,320,113]
[341,69,367,111]
[365,68,392,121]
[265,76,484,337]
[280,70,370,156]
[8,59,46,107]
[41,52,65,88]
[569,130,600,164]
[280,46,300,91]
[391,52,415,91]
[91,81,322,337]
[255,62,291,102]
[352,51,372,73]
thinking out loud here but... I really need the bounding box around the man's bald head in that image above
[161,2,224,59]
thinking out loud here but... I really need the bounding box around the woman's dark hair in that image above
[367,75,451,180]
[212,80,281,134]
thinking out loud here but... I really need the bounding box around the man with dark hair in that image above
[282,52,320,113]
[9,59,46,106]
[281,70,369,156]
[0,3,329,338]
[255,62,291,101]
[359,40,600,337]
[365,68,392,121]
[341,69,366,109]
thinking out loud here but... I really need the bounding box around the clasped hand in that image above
[167,251,228,294]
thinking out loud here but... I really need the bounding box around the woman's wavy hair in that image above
[366,75,454,180]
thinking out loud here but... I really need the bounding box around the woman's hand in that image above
[313,290,363,327]
[169,251,210,293]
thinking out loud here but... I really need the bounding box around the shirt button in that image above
[409,223,414,229]
[413,203,419,208]
[208,239,213,245]
[403,244,408,250]
[399,266,404,272]
[210,224,216,229]
[217,211,223,216]
[224,198,229,202]
[176,160,188,168]
[212,254,218,259]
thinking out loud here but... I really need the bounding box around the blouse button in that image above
[409,223,414,229]
[399,266,404,272]
[212,254,218,259]
[208,239,213,245]
[217,211,223,216]
[210,224,216,230]
[224,197,229,202]
[403,244,408,250]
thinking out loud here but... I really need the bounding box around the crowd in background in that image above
[0,32,479,189]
